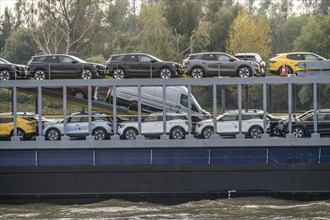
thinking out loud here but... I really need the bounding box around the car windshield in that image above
[67,55,87,63]
[0,58,10,64]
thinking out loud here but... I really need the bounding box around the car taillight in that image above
[269,60,276,64]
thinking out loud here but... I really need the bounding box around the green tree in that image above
[137,5,176,60]
[226,10,271,59]
[293,10,330,58]
[0,8,14,54]
[1,30,36,63]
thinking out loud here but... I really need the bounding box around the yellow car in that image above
[0,114,37,140]
[269,52,326,75]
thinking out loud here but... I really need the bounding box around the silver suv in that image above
[183,52,260,78]
[195,110,270,139]
[235,53,266,76]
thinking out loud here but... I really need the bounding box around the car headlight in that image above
[250,62,259,67]
[172,63,182,69]
[118,124,125,129]
[196,123,203,128]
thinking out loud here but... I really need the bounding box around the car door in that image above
[141,115,162,135]
[201,54,219,76]
[138,55,155,77]
[44,56,61,78]
[317,113,330,134]
[123,55,140,77]
[58,56,79,78]
[216,54,236,76]
[217,114,238,135]
[66,115,85,136]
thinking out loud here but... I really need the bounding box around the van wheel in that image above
[249,126,263,138]
[191,67,204,78]
[34,69,47,80]
[0,69,11,80]
[124,128,138,140]
[170,127,185,139]
[113,69,125,79]
[93,128,107,140]
[159,68,172,79]
[202,127,214,139]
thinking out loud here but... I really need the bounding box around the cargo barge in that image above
[0,77,329,203]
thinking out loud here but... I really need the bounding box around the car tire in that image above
[46,128,61,141]
[271,125,281,136]
[73,91,86,99]
[238,66,251,77]
[293,126,305,138]
[113,68,126,79]
[202,127,214,139]
[159,68,172,79]
[11,128,25,140]
[249,126,263,138]
[124,128,138,140]
[34,69,47,80]
[170,126,185,139]
[0,69,11,80]
[191,67,204,78]
[93,128,107,140]
[81,68,93,79]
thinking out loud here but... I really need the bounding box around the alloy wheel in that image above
[250,126,262,138]
[202,127,214,139]
[238,67,251,78]
[191,68,203,78]
[47,128,61,140]
[170,127,185,139]
[293,127,304,138]
[113,69,125,79]
[34,70,46,80]
[94,128,107,140]
[0,70,11,80]
[124,128,137,140]
[81,69,93,79]
[159,68,172,79]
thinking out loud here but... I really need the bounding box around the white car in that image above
[195,110,270,139]
[118,112,189,140]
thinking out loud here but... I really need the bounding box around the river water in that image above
[0,197,329,219]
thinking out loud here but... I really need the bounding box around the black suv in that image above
[235,53,266,76]
[183,52,260,78]
[106,53,183,79]
[27,54,107,80]
[275,109,330,138]
[0,58,29,80]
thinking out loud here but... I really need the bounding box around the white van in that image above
[107,86,210,121]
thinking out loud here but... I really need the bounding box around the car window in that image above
[180,94,188,108]
[286,54,304,60]
[60,56,75,63]
[138,55,152,62]
[242,115,252,120]
[304,54,320,60]
[69,116,81,123]
[0,117,13,123]
[143,115,159,122]
[220,115,237,121]
[45,56,60,63]
[217,54,232,61]
[124,55,138,62]
[201,54,217,61]
[236,56,255,61]
[32,56,46,62]
[187,55,198,60]
[80,116,89,123]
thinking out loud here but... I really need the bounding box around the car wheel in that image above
[293,126,305,138]
[73,91,86,99]
[271,126,281,136]
[81,69,93,79]
[170,127,185,139]
[202,127,214,139]
[159,68,172,79]
[113,69,125,79]
[93,128,107,140]
[11,128,25,140]
[124,128,138,140]
[191,67,204,78]
[238,66,251,77]
[46,128,61,141]
[34,69,47,80]
[0,70,11,80]
[249,126,263,138]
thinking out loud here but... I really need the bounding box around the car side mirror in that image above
[150,59,156,63]
[71,60,78,64]
[229,58,235,62]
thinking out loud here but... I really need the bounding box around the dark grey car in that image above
[28,54,107,80]
[107,53,183,79]
[0,58,29,80]
[183,52,260,78]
